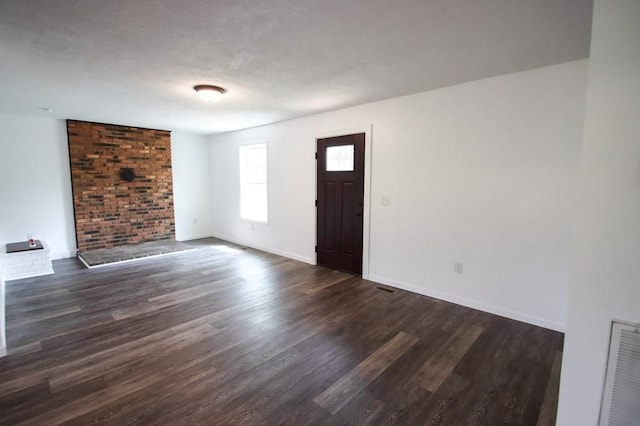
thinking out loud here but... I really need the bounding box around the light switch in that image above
[381,195,391,206]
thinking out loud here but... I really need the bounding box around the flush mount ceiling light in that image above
[193,84,225,102]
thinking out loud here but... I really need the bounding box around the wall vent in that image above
[599,321,640,426]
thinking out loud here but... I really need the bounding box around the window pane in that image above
[246,146,266,184]
[326,145,354,171]
[239,143,268,222]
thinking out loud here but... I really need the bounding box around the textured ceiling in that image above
[0,0,593,134]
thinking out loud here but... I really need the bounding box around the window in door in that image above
[239,143,268,222]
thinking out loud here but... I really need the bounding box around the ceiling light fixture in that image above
[194,84,225,102]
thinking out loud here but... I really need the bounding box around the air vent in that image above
[375,286,395,293]
[599,321,640,426]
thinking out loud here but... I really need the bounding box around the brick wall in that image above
[67,120,175,251]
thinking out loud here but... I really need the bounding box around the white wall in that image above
[171,131,213,241]
[0,114,76,259]
[557,2,640,425]
[209,125,317,263]
[209,60,588,330]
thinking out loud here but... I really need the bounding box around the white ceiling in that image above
[0,0,593,135]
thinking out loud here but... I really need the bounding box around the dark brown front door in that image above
[316,133,365,275]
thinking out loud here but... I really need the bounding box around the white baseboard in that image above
[210,233,315,265]
[176,233,214,242]
[368,274,565,332]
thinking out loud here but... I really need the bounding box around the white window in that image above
[239,143,268,222]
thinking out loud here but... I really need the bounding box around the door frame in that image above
[315,124,372,279]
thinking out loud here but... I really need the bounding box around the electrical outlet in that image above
[381,195,391,206]
[454,262,464,274]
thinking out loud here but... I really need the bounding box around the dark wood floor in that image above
[0,238,562,425]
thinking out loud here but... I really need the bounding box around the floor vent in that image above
[375,286,395,293]
[599,321,640,426]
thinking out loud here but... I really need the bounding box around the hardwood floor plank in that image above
[367,334,448,408]
[0,378,107,425]
[330,391,386,425]
[5,288,70,305]
[257,333,360,424]
[6,305,81,328]
[21,372,164,426]
[422,373,476,426]
[272,401,330,426]
[298,270,354,295]
[49,322,219,392]
[313,331,418,414]
[374,372,474,426]
[0,318,215,396]
[5,341,42,357]
[536,350,563,426]
[418,324,483,392]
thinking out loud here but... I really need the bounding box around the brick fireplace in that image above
[67,120,175,252]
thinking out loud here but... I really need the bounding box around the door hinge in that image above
[315,199,317,207]
[315,152,318,160]
[315,245,317,252]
